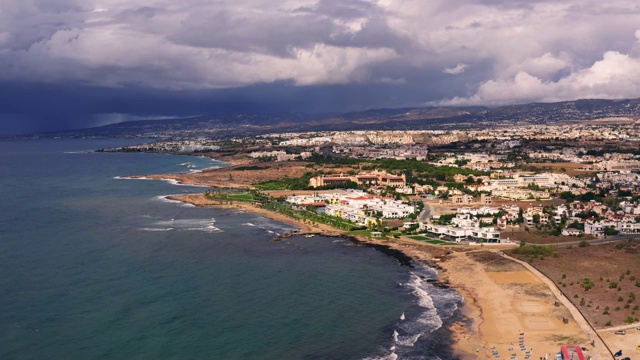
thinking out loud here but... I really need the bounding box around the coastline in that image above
[165,192,613,360]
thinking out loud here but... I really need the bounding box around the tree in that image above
[532,214,540,224]
[604,226,619,236]
[527,183,541,191]
[559,191,576,202]
[568,221,584,231]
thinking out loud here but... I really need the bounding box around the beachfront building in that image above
[421,223,502,243]
[469,228,501,242]
[308,170,406,188]
[286,190,415,224]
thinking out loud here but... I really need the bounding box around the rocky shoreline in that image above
[159,191,612,359]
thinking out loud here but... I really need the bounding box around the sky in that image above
[1,0,640,135]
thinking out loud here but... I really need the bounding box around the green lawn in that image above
[408,235,460,245]
[207,192,255,202]
[346,229,374,237]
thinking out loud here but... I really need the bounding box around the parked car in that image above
[614,329,626,335]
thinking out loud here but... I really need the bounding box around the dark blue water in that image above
[0,139,462,360]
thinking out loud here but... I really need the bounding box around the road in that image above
[417,202,432,222]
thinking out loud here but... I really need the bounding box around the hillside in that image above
[18,98,640,139]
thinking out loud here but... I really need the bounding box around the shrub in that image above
[512,245,558,257]
[605,320,612,326]
[609,281,618,289]
[581,278,595,291]
[578,240,589,247]
[618,296,624,302]
[624,316,636,324]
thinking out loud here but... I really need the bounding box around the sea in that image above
[0,139,464,360]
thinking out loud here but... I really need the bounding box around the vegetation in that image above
[408,235,460,245]
[234,165,269,171]
[206,190,260,203]
[511,244,558,258]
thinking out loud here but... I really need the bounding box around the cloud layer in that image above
[1,0,640,133]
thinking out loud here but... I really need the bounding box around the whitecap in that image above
[154,195,197,207]
[396,333,421,347]
[139,227,174,232]
[114,176,209,188]
[411,289,444,332]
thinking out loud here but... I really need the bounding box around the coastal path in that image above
[547,234,640,248]
[501,253,615,360]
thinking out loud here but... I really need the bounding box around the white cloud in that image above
[0,0,640,105]
[438,50,640,106]
[443,63,468,75]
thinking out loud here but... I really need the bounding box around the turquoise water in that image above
[0,140,462,359]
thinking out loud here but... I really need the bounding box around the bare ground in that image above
[508,240,640,328]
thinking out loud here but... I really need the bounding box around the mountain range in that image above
[19,98,640,139]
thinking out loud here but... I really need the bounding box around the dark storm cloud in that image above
[1,0,640,134]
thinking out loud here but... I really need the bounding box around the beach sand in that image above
[444,251,612,359]
[166,193,613,360]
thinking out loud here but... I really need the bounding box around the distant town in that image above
[106,122,640,244]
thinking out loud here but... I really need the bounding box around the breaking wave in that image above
[142,218,223,233]
[367,266,463,360]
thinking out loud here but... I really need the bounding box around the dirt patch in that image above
[524,162,597,177]
[505,230,595,244]
[140,161,356,189]
[508,239,640,327]
[599,327,640,358]
[467,251,526,272]
[488,271,542,284]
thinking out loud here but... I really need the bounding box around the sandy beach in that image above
[166,193,614,359]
